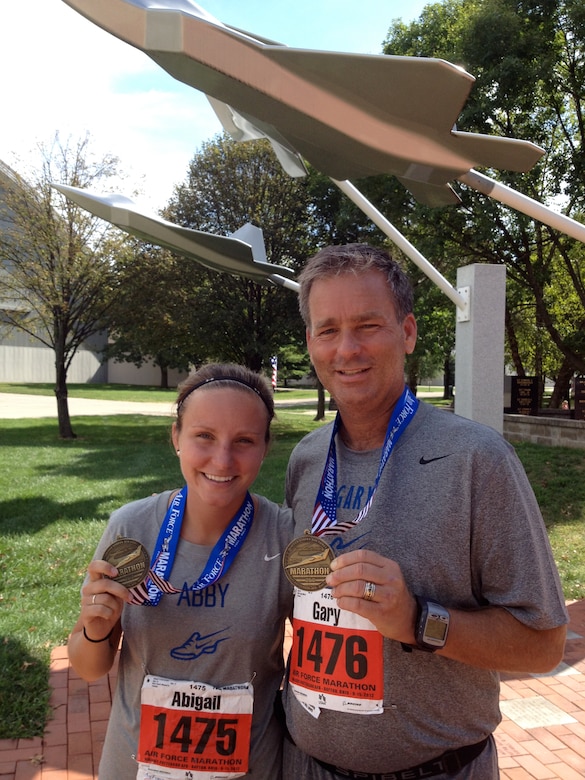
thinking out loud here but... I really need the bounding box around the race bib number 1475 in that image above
[137,676,253,779]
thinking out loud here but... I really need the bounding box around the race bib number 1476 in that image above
[289,588,384,716]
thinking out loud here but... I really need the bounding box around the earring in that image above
[176,450,181,455]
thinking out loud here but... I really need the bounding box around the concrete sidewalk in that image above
[0,390,445,420]
[0,392,333,420]
[0,393,176,419]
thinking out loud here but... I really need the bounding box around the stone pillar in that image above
[454,264,506,434]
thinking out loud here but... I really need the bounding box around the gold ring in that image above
[363,581,376,601]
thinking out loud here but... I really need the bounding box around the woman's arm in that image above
[67,559,131,681]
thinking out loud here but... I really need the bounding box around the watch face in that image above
[426,618,448,642]
[416,598,450,650]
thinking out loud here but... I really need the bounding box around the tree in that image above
[105,241,209,388]
[382,0,585,405]
[163,134,315,373]
[0,134,124,438]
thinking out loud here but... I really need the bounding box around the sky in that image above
[0,0,430,210]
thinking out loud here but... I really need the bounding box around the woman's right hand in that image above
[80,559,133,642]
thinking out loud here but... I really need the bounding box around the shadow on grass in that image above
[0,417,181,533]
[514,442,585,529]
[0,495,120,535]
[0,415,173,448]
[0,637,51,739]
[0,415,310,531]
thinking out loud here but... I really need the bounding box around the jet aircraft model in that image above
[62,0,544,208]
[52,184,299,290]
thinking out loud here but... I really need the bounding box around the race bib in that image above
[289,588,384,718]
[137,676,253,779]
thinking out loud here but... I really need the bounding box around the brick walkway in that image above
[2,604,585,779]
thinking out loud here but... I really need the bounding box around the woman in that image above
[68,363,294,780]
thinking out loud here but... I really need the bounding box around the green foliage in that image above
[275,344,312,385]
[382,0,585,396]
[153,134,316,372]
[106,242,210,382]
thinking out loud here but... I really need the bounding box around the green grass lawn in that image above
[0,384,584,739]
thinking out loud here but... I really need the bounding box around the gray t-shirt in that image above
[93,491,294,780]
[283,401,568,774]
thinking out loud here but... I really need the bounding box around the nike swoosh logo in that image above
[264,553,281,561]
[419,454,453,465]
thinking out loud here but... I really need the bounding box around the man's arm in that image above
[439,606,566,673]
[326,549,566,673]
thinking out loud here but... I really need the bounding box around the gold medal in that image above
[103,538,150,589]
[283,532,335,591]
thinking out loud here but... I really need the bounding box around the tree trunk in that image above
[549,356,575,409]
[315,381,326,421]
[534,313,545,410]
[54,361,76,439]
[406,356,419,396]
[443,357,454,400]
[159,365,169,389]
[505,306,525,377]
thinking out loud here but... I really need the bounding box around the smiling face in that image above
[171,386,269,515]
[306,269,417,419]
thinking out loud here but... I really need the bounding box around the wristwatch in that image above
[414,595,450,652]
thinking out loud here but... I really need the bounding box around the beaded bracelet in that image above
[83,626,114,643]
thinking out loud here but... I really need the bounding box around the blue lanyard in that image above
[143,487,254,605]
[312,386,418,536]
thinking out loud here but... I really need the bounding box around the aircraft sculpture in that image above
[61,0,585,308]
[62,0,543,209]
[53,184,299,291]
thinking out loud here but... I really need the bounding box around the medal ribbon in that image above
[312,386,418,537]
[129,487,254,606]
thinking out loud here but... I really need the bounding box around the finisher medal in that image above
[283,533,335,591]
[103,538,150,589]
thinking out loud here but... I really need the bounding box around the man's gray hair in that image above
[298,244,414,328]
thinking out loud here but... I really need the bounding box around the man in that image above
[282,244,567,779]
